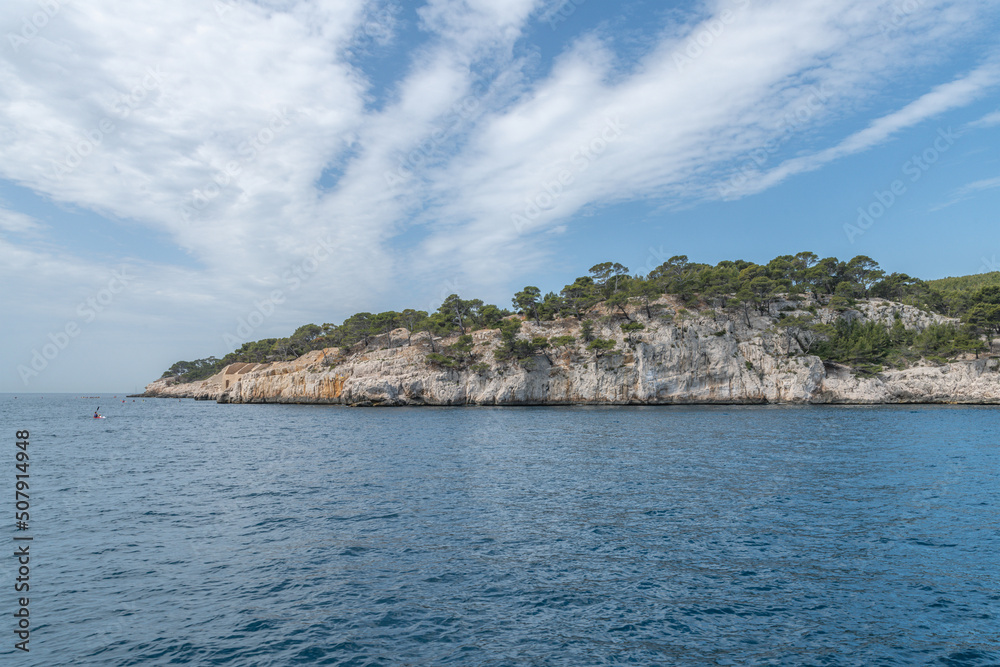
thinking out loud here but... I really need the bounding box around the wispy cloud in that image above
[734,61,1000,197]
[931,174,1000,211]
[966,109,1000,129]
[0,206,42,235]
[408,0,1000,281]
[1,0,1000,388]
[957,175,1000,195]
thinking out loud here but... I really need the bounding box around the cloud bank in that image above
[2,0,999,388]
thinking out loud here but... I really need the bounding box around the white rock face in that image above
[143,299,1000,405]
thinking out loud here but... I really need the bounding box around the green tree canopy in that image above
[512,286,542,325]
[162,252,999,379]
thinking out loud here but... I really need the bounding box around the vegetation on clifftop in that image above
[162,254,1000,382]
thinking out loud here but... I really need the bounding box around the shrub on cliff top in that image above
[587,338,617,357]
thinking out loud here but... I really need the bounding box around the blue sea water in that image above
[0,395,997,666]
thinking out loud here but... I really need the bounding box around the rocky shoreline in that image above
[143,298,1000,406]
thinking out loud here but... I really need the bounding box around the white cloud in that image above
[0,206,41,235]
[410,0,1000,281]
[957,175,1000,196]
[930,174,1000,211]
[966,109,1000,129]
[0,0,545,338]
[738,61,1000,196]
[2,0,1000,389]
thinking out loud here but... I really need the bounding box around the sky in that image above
[1,0,1000,392]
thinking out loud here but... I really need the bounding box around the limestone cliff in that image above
[143,298,1000,405]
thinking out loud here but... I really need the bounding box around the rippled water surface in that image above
[2,395,998,665]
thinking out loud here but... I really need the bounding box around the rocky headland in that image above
[143,297,1000,406]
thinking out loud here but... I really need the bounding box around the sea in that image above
[0,394,997,666]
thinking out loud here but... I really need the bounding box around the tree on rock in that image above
[512,286,542,325]
[605,289,633,321]
[287,324,323,355]
[550,335,577,350]
[621,321,645,343]
[342,313,375,348]
[846,255,885,297]
[539,292,565,321]
[590,262,629,296]
[373,311,400,347]
[561,277,598,318]
[631,279,663,319]
[399,309,429,345]
[438,294,478,335]
[587,338,617,357]
[748,276,778,315]
[966,286,1000,347]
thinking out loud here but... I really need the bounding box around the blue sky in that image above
[2,0,1000,392]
